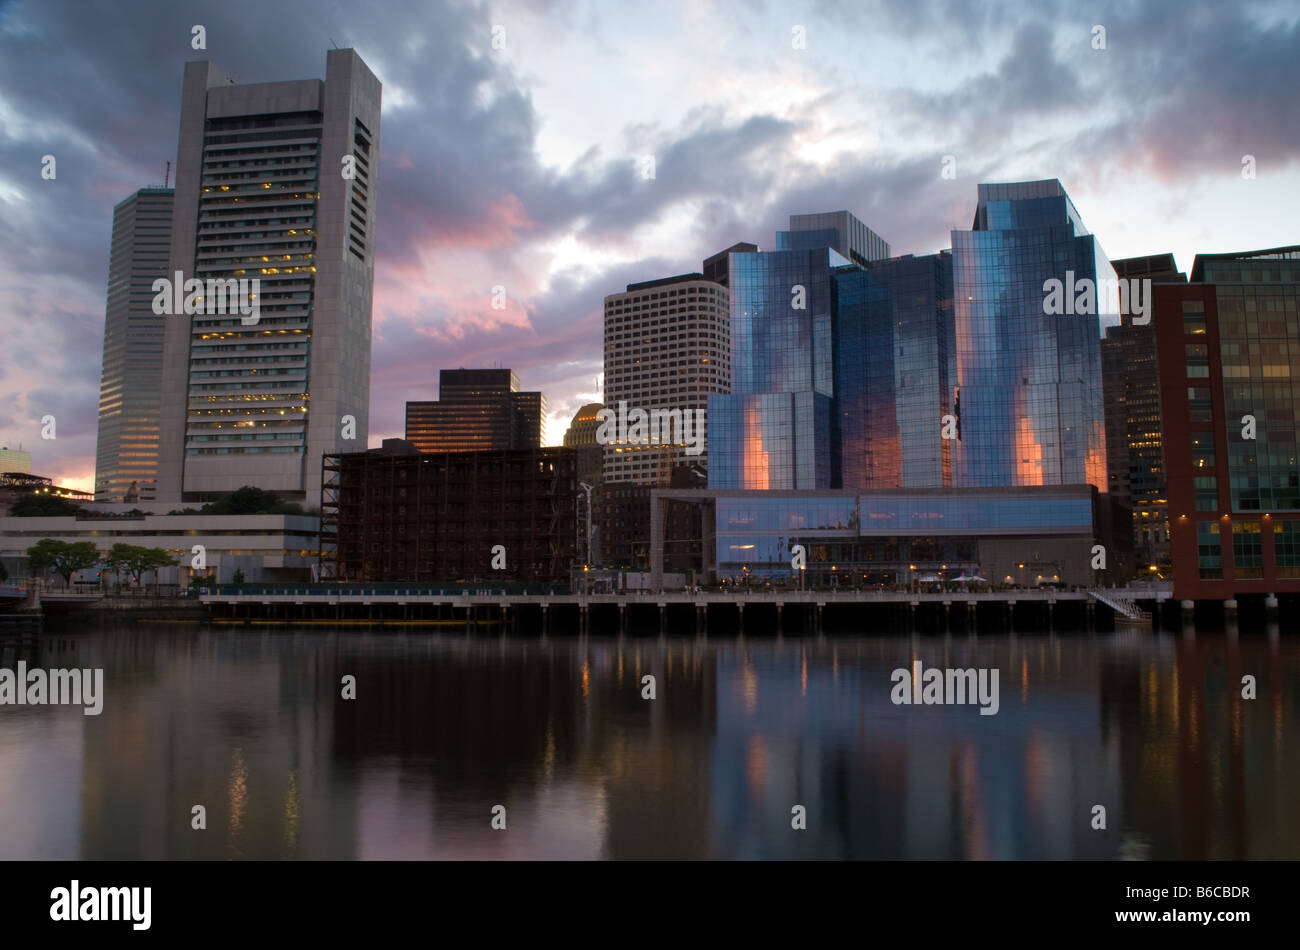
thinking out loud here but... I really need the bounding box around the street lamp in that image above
[578,481,593,570]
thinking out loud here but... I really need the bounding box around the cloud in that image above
[0,0,1296,489]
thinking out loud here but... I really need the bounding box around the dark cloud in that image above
[0,0,1295,483]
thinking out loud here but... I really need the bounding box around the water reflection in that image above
[0,625,1295,860]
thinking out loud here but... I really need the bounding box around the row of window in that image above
[1196,520,1300,578]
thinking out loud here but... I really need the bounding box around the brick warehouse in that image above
[1155,247,1300,603]
[320,439,579,583]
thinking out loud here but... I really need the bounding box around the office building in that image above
[320,439,578,583]
[1156,246,1300,601]
[702,242,757,288]
[0,511,318,585]
[707,212,895,491]
[1101,253,1186,572]
[787,211,890,267]
[0,447,31,475]
[843,251,956,489]
[563,402,605,484]
[157,49,382,509]
[950,180,1114,490]
[405,368,545,453]
[648,484,1130,588]
[94,188,173,504]
[600,273,730,567]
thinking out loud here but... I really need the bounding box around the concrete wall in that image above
[0,513,320,585]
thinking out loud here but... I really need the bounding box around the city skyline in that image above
[2,0,1299,494]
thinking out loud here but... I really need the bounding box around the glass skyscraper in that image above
[709,214,959,493]
[709,212,892,491]
[844,252,956,489]
[709,244,846,489]
[949,180,1115,489]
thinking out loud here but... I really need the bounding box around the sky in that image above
[0,0,1297,493]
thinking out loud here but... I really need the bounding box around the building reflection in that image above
[48,625,1300,860]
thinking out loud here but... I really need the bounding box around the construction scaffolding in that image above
[319,442,579,584]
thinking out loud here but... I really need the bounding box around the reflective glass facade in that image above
[1203,254,1300,511]
[786,211,890,267]
[708,392,831,489]
[950,180,1113,490]
[709,487,1101,584]
[829,268,898,488]
[709,244,845,489]
[852,252,956,489]
[710,226,953,492]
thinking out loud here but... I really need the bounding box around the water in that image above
[0,623,1296,859]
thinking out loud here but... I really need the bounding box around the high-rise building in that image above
[702,242,757,288]
[1102,253,1186,572]
[563,402,605,483]
[600,273,730,567]
[950,180,1114,490]
[1157,246,1300,601]
[94,188,173,504]
[156,50,381,509]
[405,368,545,453]
[845,251,956,489]
[512,390,547,447]
[0,447,32,475]
[707,212,893,490]
[602,273,730,485]
[787,211,890,267]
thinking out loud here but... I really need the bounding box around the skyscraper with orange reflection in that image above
[950,180,1113,492]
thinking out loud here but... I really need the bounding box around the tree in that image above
[139,547,177,590]
[231,567,246,585]
[200,485,303,516]
[26,539,101,588]
[9,494,83,517]
[107,543,176,590]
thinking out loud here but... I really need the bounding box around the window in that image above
[1183,299,1206,335]
[1232,521,1262,578]
[1197,521,1222,579]
[1274,522,1300,578]
[1194,476,1218,511]
[1187,386,1213,422]
[1191,433,1215,469]
[1185,343,1209,378]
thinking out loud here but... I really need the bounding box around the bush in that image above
[8,494,84,517]
[199,486,304,516]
